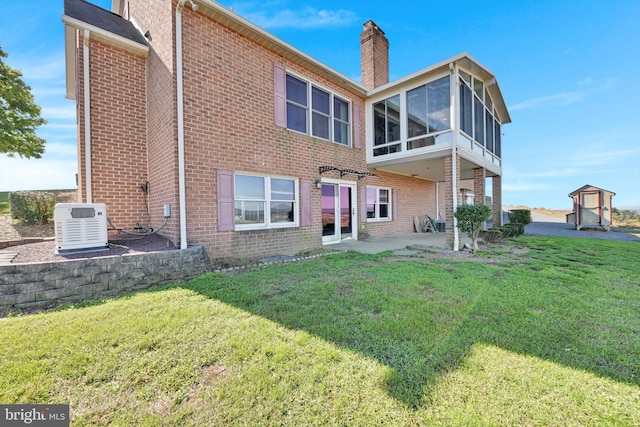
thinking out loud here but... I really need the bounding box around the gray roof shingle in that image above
[64,0,148,46]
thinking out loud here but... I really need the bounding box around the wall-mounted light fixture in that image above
[314,179,322,189]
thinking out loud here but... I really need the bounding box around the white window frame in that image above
[366,186,392,222]
[286,71,351,147]
[458,68,502,158]
[234,173,299,231]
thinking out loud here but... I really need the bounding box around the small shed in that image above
[566,185,615,231]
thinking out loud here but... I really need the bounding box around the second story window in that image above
[373,95,401,156]
[406,76,451,150]
[285,73,351,146]
[459,69,502,158]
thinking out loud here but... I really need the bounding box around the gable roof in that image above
[568,185,616,197]
[367,52,511,124]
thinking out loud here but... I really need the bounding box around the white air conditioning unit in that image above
[54,203,109,253]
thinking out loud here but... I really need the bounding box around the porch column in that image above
[473,167,486,205]
[492,175,502,227]
[445,154,461,250]
[474,167,487,231]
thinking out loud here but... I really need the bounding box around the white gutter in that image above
[83,29,92,203]
[176,0,188,249]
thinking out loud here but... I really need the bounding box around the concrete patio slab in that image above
[327,232,473,254]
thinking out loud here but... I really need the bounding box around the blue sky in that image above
[1,0,638,209]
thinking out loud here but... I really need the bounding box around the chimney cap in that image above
[362,20,385,35]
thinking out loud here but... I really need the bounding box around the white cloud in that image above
[510,91,586,111]
[571,147,639,168]
[0,157,77,191]
[233,4,357,29]
[510,76,616,111]
[41,142,78,160]
[41,105,77,121]
[11,52,66,82]
[503,182,553,192]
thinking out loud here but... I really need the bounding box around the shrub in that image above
[480,228,504,243]
[508,209,532,225]
[500,223,524,237]
[9,191,56,225]
[455,204,492,252]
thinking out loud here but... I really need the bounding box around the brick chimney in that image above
[360,20,389,89]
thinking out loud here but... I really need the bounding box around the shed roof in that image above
[568,184,616,198]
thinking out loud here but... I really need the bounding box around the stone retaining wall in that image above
[0,246,211,309]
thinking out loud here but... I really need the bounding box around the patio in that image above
[327,231,473,254]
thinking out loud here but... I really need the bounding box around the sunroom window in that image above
[373,95,401,156]
[459,70,502,158]
[406,76,450,150]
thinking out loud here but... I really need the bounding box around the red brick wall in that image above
[492,175,502,226]
[360,21,389,89]
[444,154,461,249]
[473,168,486,205]
[76,35,148,230]
[128,0,181,244]
[178,11,435,259]
[79,3,441,259]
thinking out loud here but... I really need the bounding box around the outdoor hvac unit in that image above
[54,203,108,253]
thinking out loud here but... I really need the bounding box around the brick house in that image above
[63,0,510,260]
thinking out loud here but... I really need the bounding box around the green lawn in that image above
[1,236,639,426]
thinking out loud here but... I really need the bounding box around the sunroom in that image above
[365,53,511,183]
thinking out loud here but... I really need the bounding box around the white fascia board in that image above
[64,25,77,100]
[197,0,367,96]
[62,15,149,57]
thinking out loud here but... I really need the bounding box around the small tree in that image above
[0,45,47,158]
[455,204,492,253]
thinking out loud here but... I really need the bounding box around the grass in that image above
[1,236,639,425]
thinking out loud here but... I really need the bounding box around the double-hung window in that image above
[365,187,391,221]
[234,174,298,230]
[286,73,351,146]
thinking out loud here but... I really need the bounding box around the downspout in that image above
[450,63,459,251]
[435,181,439,220]
[176,0,188,249]
[83,29,92,203]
